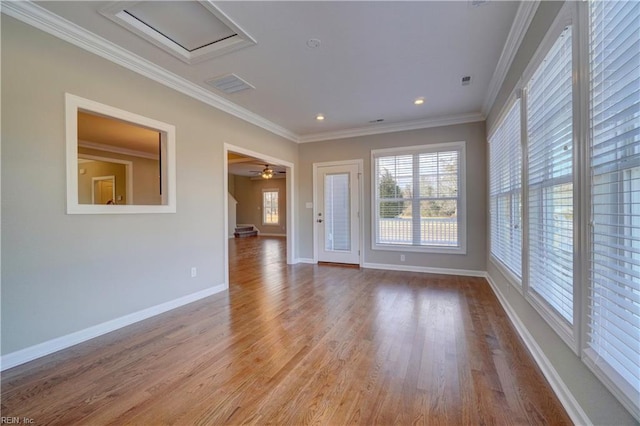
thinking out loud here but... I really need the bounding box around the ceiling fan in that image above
[251,164,285,179]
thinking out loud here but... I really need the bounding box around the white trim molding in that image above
[0,285,226,371]
[482,1,540,116]
[362,262,485,278]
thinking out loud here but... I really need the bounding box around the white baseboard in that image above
[295,258,316,264]
[362,262,486,277]
[0,284,226,371]
[485,274,591,426]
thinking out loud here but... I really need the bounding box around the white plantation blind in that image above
[526,26,574,324]
[490,99,523,278]
[373,143,464,252]
[324,173,351,251]
[586,0,640,413]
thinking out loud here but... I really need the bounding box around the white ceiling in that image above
[29,1,521,142]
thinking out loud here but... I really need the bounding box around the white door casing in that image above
[314,161,361,264]
[92,175,115,204]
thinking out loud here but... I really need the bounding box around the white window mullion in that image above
[521,88,531,297]
[412,153,421,245]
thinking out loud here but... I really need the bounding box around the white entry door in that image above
[315,162,360,264]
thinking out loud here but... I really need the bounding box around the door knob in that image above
[317,219,323,223]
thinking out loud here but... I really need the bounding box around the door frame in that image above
[312,159,364,266]
[91,175,116,204]
[223,143,295,288]
[80,154,133,204]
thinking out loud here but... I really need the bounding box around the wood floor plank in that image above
[1,237,572,425]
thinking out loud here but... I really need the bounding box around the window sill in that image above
[372,243,466,255]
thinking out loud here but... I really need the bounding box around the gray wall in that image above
[1,16,298,355]
[485,2,636,424]
[298,121,486,271]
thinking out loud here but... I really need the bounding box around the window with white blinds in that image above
[526,26,574,324]
[585,0,640,414]
[489,99,523,279]
[372,142,465,253]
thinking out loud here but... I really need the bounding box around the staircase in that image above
[234,225,258,238]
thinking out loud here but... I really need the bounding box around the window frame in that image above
[488,95,523,286]
[488,1,640,419]
[580,0,640,418]
[262,188,279,226]
[517,4,581,353]
[65,93,177,214]
[371,141,466,255]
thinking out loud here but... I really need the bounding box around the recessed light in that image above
[307,38,321,49]
[316,114,325,121]
[414,97,425,105]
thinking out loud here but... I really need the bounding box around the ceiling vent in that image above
[100,1,256,64]
[206,74,255,94]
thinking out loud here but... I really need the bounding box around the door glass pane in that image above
[325,173,351,251]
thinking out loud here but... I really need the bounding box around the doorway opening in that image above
[223,144,295,288]
[92,175,116,204]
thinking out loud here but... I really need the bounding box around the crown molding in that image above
[298,112,485,143]
[3,1,490,145]
[481,0,540,117]
[1,1,299,143]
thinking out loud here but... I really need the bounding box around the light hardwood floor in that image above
[1,236,571,425]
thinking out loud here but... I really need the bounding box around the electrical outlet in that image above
[191,267,197,278]
[400,254,406,262]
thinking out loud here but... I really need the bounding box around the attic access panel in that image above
[100,1,256,64]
